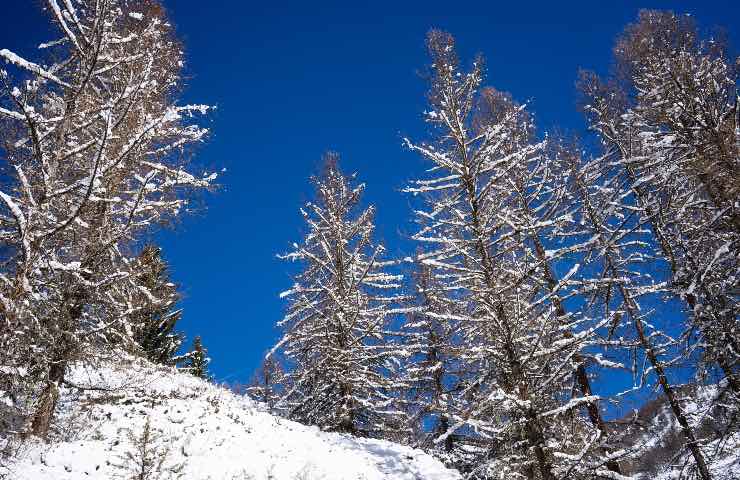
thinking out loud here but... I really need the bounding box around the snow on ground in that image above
[2,360,460,480]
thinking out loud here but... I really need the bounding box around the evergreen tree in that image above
[128,246,185,366]
[271,154,407,437]
[185,336,210,381]
[112,416,185,480]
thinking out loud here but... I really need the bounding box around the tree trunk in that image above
[30,359,66,439]
[631,312,712,480]
[30,286,85,438]
[526,409,554,480]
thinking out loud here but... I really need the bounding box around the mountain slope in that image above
[1,359,460,480]
[614,382,740,479]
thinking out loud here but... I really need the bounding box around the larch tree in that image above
[271,154,407,437]
[403,30,621,479]
[400,262,461,454]
[580,9,738,396]
[560,139,703,478]
[247,356,285,411]
[579,10,740,479]
[0,0,215,437]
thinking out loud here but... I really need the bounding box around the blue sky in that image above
[1,1,738,385]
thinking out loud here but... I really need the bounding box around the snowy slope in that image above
[1,359,460,480]
[620,382,740,479]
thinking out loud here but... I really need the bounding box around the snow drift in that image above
[1,359,460,480]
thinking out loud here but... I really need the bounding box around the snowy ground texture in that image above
[1,360,460,480]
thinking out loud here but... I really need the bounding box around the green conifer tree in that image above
[130,245,185,366]
[185,336,210,380]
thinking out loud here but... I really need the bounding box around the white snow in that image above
[2,359,460,480]
[0,48,70,87]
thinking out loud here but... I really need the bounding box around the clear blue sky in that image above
[2,1,738,384]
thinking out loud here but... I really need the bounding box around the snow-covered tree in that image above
[399,262,460,453]
[0,0,215,437]
[403,30,620,479]
[579,10,740,479]
[184,336,210,381]
[559,139,708,478]
[247,356,285,411]
[580,9,738,397]
[112,416,185,480]
[271,154,407,437]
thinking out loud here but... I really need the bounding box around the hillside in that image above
[613,382,740,479]
[0,359,460,480]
